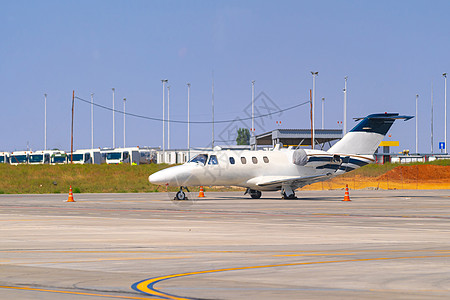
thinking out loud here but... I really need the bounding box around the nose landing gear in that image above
[170,186,196,208]
[174,186,190,200]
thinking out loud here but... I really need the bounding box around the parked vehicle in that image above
[70,149,102,164]
[50,151,68,164]
[103,147,140,165]
[9,151,31,165]
[0,152,10,164]
[138,148,158,164]
[28,151,51,164]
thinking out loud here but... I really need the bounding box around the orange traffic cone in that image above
[198,186,205,198]
[343,184,351,201]
[67,185,75,202]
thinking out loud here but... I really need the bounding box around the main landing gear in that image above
[245,188,262,199]
[281,186,297,199]
[174,186,190,200]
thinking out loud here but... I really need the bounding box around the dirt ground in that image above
[302,165,450,191]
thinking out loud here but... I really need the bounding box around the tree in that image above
[236,128,250,145]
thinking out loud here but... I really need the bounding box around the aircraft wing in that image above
[251,173,334,188]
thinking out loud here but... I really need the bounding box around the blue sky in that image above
[1,0,449,153]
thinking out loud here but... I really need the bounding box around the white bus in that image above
[50,151,68,164]
[9,151,31,165]
[70,149,102,164]
[0,152,10,164]
[103,147,140,165]
[28,151,51,164]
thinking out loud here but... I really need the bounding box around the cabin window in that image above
[189,154,208,165]
[241,157,247,164]
[123,152,129,160]
[208,155,218,165]
[229,157,235,164]
[263,156,269,163]
[252,157,258,164]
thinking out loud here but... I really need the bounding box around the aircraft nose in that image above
[148,169,169,185]
[148,165,192,186]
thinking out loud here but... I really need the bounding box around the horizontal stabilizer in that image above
[350,113,413,135]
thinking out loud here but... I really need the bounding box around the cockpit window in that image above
[189,154,208,165]
[208,155,218,165]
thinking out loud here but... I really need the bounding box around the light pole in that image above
[321,97,325,129]
[44,93,47,150]
[416,94,419,154]
[123,98,126,148]
[161,79,168,160]
[311,71,318,148]
[431,82,434,153]
[343,76,348,135]
[112,88,115,148]
[444,73,447,153]
[167,86,170,149]
[252,80,255,143]
[187,83,191,160]
[91,93,94,149]
[212,73,215,148]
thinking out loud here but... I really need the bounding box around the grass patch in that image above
[0,164,171,194]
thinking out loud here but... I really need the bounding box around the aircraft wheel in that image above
[249,189,262,199]
[175,190,186,201]
[282,191,297,199]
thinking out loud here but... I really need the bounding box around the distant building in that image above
[251,129,343,149]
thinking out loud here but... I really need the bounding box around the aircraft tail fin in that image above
[328,113,413,155]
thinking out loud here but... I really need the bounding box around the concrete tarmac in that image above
[0,190,449,299]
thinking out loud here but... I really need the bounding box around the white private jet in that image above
[149,113,412,199]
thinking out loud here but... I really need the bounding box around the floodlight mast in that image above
[91,93,94,149]
[44,93,47,150]
[444,73,447,153]
[187,83,191,160]
[311,71,318,148]
[161,79,168,160]
[123,98,126,148]
[167,85,170,149]
[343,76,348,135]
[252,80,255,141]
[416,94,419,154]
[431,82,434,153]
[112,88,115,148]
[212,72,215,148]
[321,97,325,129]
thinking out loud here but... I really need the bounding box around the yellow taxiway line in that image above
[133,254,450,300]
[0,285,158,300]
